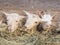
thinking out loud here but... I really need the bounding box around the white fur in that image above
[2,11,25,32]
[23,10,41,30]
[41,13,53,29]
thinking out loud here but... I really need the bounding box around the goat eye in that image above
[16,21,18,22]
[35,21,37,23]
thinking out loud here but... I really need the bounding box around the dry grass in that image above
[0,7,60,45]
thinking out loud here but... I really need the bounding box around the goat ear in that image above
[39,11,44,18]
[1,11,8,16]
[41,11,44,14]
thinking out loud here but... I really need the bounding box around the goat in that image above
[41,11,56,33]
[22,10,42,33]
[1,11,25,32]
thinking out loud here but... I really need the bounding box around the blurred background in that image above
[0,0,60,10]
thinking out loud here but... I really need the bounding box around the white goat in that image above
[23,10,41,31]
[41,12,55,32]
[1,11,25,32]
